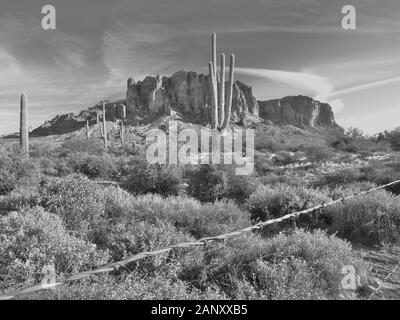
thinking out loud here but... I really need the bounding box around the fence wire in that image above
[1,179,400,300]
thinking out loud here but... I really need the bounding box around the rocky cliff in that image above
[258,96,339,128]
[126,70,258,125]
[31,71,340,136]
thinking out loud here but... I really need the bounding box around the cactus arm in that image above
[218,53,226,129]
[19,93,29,157]
[212,32,219,83]
[221,53,235,131]
[209,62,218,129]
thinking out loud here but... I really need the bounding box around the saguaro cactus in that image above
[99,101,108,150]
[20,93,29,157]
[86,120,90,139]
[209,33,235,132]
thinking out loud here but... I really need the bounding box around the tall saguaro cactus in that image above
[19,93,29,157]
[209,33,235,132]
[99,101,108,150]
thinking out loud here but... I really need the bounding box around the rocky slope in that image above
[31,70,340,136]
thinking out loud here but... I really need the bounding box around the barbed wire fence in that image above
[368,260,400,300]
[1,179,400,300]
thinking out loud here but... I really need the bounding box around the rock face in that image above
[30,71,341,136]
[31,100,126,136]
[258,96,339,128]
[126,70,259,125]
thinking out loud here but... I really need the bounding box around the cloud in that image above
[101,20,178,87]
[235,67,347,114]
[328,99,345,113]
[236,67,400,116]
[331,76,400,97]
[236,67,333,100]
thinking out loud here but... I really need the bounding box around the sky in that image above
[0,0,399,135]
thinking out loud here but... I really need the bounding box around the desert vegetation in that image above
[1,120,400,300]
[1,30,400,301]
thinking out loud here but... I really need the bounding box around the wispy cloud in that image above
[236,67,400,115]
[236,67,333,100]
[331,76,400,97]
[101,20,178,87]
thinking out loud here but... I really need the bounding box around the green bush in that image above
[322,190,400,245]
[226,173,259,203]
[247,183,330,222]
[361,162,400,192]
[60,137,104,155]
[254,151,274,175]
[0,146,40,195]
[272,151,299,166]
[28,273,226,300]
[180,229,366,299]
[104,188,251,239]
[187,165,228,202]
[327,182,377,200]
[123,160,183,197]
[301,145,334,163]
[0,207,109,291]
[321,168,363,187]
[39,175,107,240]
[68,152,118,179]
[97,218,196,268]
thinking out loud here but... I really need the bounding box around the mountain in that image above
[30,70,340,136]
[258,95,339,128]
[125,70,258,126]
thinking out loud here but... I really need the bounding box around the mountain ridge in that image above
[29,70,342,137]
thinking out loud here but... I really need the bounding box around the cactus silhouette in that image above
[98,101,108,150]
[209,33,235,131]
[19,93,29,157]
[85,120,90,138]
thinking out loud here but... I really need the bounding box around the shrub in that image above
[187,165,228,202]
[247,183,330,222]
[180,229,366,299]
[39,175,107,240]
[272,151,299,166]
[97,218,196,268]
[254,151,274,175]
[360,162,400,193]
[301,145,334,163]
[321,168,363,187]
[68,152,118,179]
[123,160,183,197]
[327,182,377,200]
[104,188,251,239]
[60,136,105,155]
[0,207,109,291]
[322,190,400,245]
[28,273,226,300]
[226,173,259,203]
[0,146,40,195]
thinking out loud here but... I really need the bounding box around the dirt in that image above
[357,246,400,300]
